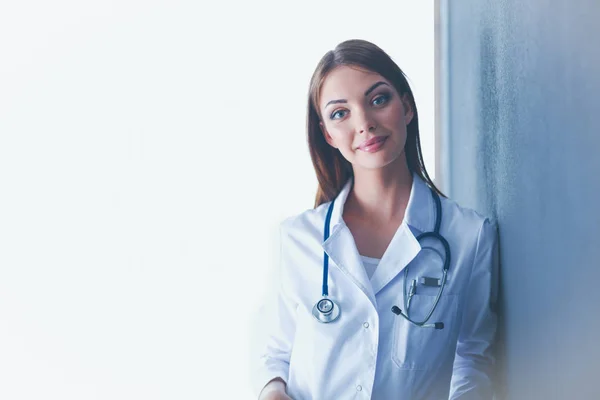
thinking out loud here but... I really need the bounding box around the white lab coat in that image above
[252,173,499,400]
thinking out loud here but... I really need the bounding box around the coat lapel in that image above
[323,223,376,307]
[321,179,377,307]
[369,222,420,295]
[370,173,436,295]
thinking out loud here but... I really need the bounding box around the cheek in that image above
[381,103,407,128]
[326,125,352,145]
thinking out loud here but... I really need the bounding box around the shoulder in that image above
[438,195,498,246]
[279,201,330,239]
[275,204,331,293]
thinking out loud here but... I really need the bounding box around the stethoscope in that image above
[312,186,451,330]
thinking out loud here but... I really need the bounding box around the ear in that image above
[320,121,337,148]
[401,94,414,126]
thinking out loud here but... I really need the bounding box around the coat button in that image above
[363,322,369,328]
[356,385,362,391]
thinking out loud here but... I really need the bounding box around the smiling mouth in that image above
[357,136,388,151]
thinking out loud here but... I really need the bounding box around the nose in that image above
[360,125,376,134]
[355,109,376,134]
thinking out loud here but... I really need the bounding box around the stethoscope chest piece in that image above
[312,297,340,323]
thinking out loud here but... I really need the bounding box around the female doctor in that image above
[253,39,499,400]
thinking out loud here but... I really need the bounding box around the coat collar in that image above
[325,171,435,236]
[321,172,436,304]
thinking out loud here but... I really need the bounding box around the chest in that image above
[344,214,404,259]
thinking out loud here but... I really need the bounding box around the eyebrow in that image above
[324,81,390,108]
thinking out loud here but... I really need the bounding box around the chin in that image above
[356,156,399,170]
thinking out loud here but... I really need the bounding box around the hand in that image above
[261,392,292,400]
[258,378,292,400]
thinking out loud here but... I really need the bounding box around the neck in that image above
[344,156,413,224]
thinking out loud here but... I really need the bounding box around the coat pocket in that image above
[391,293,459,370]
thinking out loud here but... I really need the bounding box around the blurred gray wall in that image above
[439,0,600,398]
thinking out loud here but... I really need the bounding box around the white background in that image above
[0,1,434,398]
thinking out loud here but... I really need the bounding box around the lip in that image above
[357,136,388,152]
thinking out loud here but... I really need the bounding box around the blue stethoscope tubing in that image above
[313,186,451,329]
[311,198,340,323]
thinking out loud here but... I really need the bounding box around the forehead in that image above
[319,65,389,107]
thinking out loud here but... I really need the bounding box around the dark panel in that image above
[443,0,600,398]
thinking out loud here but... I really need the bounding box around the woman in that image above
[253,39,499,400]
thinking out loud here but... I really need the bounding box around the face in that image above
[318,65,413,171]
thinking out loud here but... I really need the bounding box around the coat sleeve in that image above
[251,222,298,397]
[449,217,500,399]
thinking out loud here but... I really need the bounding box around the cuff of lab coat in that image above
[253,359,289,397]
[449,366,493,400]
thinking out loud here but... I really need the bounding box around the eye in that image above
[330,109,348,120]
[372,93,390,106]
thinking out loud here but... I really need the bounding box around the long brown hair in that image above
[307,39,445,208]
